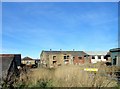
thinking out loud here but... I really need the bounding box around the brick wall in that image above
[73,56,84,65]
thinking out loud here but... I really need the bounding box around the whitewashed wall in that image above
[91,55,106,63]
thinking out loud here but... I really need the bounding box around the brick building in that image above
[40,50,90,67]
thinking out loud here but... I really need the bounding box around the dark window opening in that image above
[78,57,82,59]
[98,56,101,59]
[84,55,86,59]
[92,56,95,59]
[113,56,117,65]
[67,55,69,59]
[64,59,69,63]
[53,56,56,60]
[106,62,112,66]
[65,60,69,62]
[104,56,106,59]
[113,58,117,65]
[53,61,57,64]
[64,56,67,59]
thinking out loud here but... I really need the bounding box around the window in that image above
[53,56,56,60]
[98,56,101,59]
[78,57,82,59]
[26,61,31,65]
[92,56,95,59]
[64,56,67,59]
[104,56,106,59]
[113,57,117,65]
[67,55,69,59]
[53,61,57,64]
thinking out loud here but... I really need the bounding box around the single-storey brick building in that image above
[85,51,108,63]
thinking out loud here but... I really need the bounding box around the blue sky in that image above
[2,2,118,58]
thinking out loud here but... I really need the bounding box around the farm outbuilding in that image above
[22,57,39,68]
[40,50,90,68]
[85,51,108,63]
[110,48,120,66]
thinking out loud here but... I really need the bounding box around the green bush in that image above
[36,79,54,88]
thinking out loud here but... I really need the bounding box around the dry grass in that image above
[53,64,117,87]
[13,63,119,88]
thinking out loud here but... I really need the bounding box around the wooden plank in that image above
[84,68,98,72]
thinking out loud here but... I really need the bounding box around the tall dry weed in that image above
[13,63,118,87]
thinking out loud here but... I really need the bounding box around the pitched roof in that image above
[110,48,120,52]
[41,51,88,56]
[22,57,33,60]
[33,59,40,60]
[85,51,108,55]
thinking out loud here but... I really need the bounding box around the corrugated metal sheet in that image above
[85,51,108,55]
[0,54,21,84]
[42,51,87,56]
